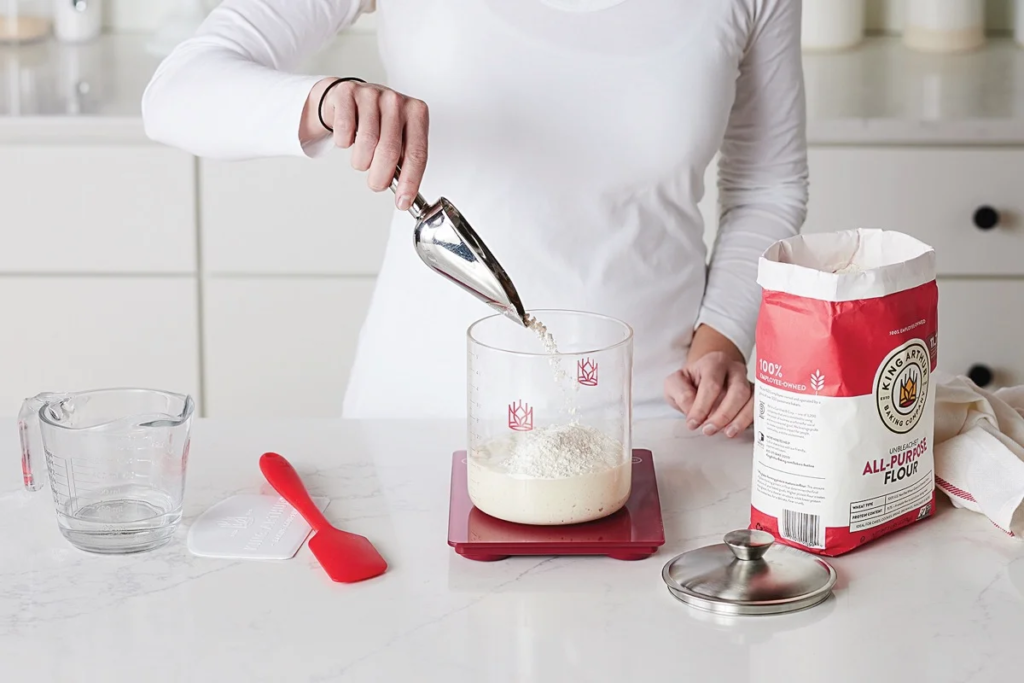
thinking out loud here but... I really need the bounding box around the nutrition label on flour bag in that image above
[750,229,938,557]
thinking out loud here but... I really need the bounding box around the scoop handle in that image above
[259,452,331,532]
[390,164,432,220]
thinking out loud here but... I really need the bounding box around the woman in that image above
[143,0,807,435]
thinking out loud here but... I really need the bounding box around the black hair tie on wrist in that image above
[318,77,367,133]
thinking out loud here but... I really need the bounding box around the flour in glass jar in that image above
[467,313,629,526]
[468,423,630,525]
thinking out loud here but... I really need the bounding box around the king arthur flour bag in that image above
[751,229,938,557]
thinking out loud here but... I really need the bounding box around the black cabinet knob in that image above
[973,206,1000,230]
[967,364,993,388]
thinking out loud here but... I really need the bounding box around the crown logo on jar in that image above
[577,358,599,387]
[507,400,534,432]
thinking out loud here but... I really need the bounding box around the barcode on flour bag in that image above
[781,510,825,549]
[750,229,938,557]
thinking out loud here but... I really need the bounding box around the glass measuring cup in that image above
[19,388,195,554]
[467,310,633,525]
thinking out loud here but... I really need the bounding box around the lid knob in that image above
[724,529,775,561]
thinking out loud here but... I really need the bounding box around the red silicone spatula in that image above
[259,452,387,583]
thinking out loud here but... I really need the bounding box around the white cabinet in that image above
[937,279,1024,388]
[805,148,1024,276]
[0,147,195,273]
[0,277,200,412]
[202,277,376,417]
[200,157,393,275]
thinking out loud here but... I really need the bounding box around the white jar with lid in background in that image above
[801,0,866,52]
[53,0,101,43]
[904,0,985,54]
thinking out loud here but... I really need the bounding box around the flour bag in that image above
[751,229,938,556]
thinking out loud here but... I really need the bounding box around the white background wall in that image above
[105,1,1012,33]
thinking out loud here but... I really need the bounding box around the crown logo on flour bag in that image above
[750,229,938,557]
[899,372,918,409]
[876,340,930,434]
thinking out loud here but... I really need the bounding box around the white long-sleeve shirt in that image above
[143,0,808,420]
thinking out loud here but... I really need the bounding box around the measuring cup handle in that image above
[391,164,432,220]
[18,393,59,492]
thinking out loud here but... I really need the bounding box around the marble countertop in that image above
[1,418,1022,683]
[3,34,1024,144]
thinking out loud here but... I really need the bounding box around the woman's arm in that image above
[696,0,809,359]
[142,0,366,160]
[665,0,807,436]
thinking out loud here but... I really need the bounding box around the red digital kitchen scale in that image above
[447,449,665,561]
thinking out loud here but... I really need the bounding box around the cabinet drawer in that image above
[0,146,196,273]
[202,277,376,417]
[806,148,1024,276]
[0,277,200,416]
[937,279,1024,388]
[200,157,393,275]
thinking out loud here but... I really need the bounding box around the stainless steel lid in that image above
[661,530,837,616]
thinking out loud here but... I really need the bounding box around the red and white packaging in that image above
[751,229,938,557]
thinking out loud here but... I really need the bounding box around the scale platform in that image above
[448,449,665,561]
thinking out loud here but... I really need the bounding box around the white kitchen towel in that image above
[934,373,1024,536]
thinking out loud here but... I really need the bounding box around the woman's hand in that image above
[664,325,753,438]
[302,77,429,212]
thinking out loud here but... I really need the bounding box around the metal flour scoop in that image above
[390,168,527,326]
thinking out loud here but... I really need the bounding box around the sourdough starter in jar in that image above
[468,422,630,525]
[467,312,633,526]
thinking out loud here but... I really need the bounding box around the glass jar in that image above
[904,0,985,54]
[1,0,52,43]
[467,310,633,526]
